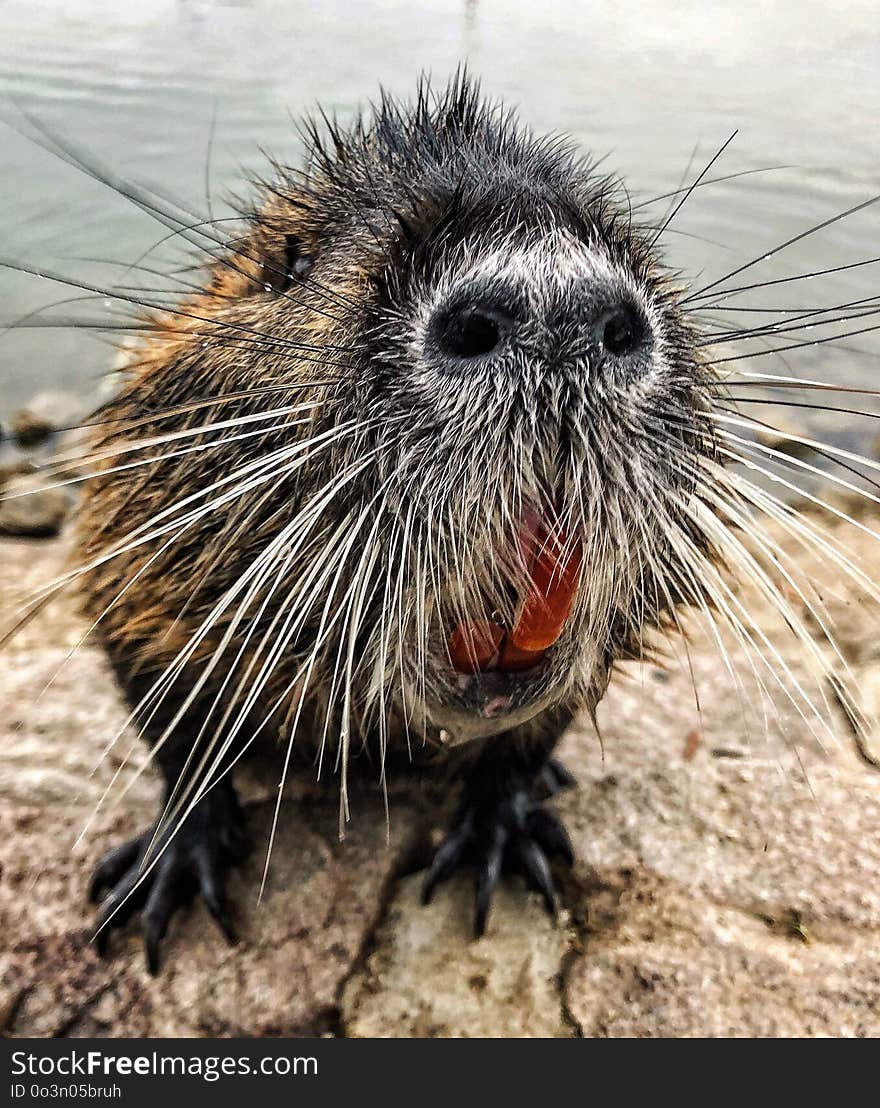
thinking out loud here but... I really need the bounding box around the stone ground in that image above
[2,509,880,1038]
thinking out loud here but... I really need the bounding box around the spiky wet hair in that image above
[255,72,659,304]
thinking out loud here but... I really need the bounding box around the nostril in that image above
[596,304,644,357]
[435,304,509,360]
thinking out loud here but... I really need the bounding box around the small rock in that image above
[0,473,70,537]
[11,391,86,449]
[0,458,36,491]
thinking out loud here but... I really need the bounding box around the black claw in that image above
[212,907,239,947]
[94,925,109,959]
[94,866,148,941]
[473,824,507,937]
[527,807,575,866]
[94,862,150,963]
[515,837,556,918]
[89,835,145,904]
[193,845,238,944]
[421,811,474,905]
[547,758,578,791]
[145,939,160,976]
[143,922,163,977]
[538,758,578,798]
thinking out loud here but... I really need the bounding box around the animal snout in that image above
[428,283,648,373]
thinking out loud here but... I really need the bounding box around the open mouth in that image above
[434,507,583,725]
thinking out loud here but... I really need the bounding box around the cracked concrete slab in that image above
[341,875,575,1037]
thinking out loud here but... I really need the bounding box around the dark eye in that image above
[435,303,509,360]
[284,234,313,283]
[596,305,644,356]
[263,235,313,294]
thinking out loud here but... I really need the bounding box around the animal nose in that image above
[429,291,648,369]
[593,303,645,358]
[432,301,514,362]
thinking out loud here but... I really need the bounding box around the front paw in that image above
[421,759,575,936]
[89,783,250,974]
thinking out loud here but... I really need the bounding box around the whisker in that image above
[710,322,880,364]
[4,108,359,326]
[0,257,360,367]
[688,255,880,304]
[682,193,880,303]
[631,164,792,211]
[649,131,738,249]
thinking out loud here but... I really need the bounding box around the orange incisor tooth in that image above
[447,522,582,675]
[509,529,582,653]
[448,620,505,674]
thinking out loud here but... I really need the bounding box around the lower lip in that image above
[453,654,550,719]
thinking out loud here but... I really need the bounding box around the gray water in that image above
[1,0,878,452]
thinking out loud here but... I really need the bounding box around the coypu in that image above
[10,75,876,973]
